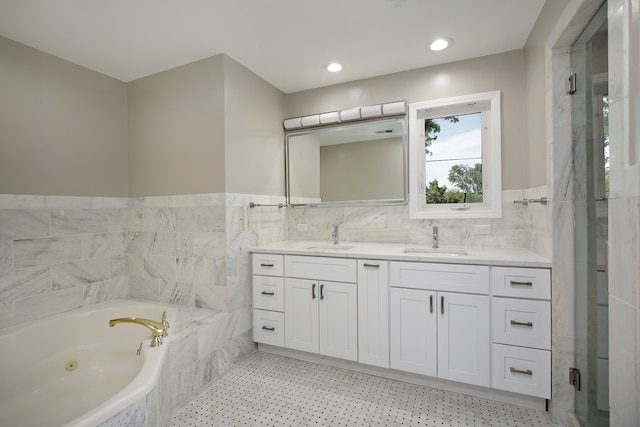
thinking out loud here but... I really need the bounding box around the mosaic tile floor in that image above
[171,352,554,427]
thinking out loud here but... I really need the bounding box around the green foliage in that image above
[448,163,483,202]
[423,115,483,204]
[425,163,483,204]
[425,179,466,204]
[424,116,459,156]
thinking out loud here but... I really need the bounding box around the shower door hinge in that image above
[567,73,577,94]
[569,367,581,390]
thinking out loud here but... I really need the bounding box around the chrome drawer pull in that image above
[261,326,275,331]
[510,320,533,327]
[261,291,275,296]
[509,280,533,286]
[260,263,275,267]
[363,263,380,268]
[510,367,533,376]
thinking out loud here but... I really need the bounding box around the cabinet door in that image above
[284,278,319,353]
[437,292,490,387]
[390,287,437,376]
[318,281,358,361]
[358,260,389,368]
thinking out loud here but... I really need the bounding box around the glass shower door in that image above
[570,2,609,426]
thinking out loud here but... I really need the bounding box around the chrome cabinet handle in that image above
[440,296,444,314]
[260,263,275,267]
[509,280,533,286]
[261,291,275,296]
[510,367,533,376]
[312,283,316,299]
[430,295,433,313]
[363,263,380,268]
[261,326,275,331]
[320,284,324,300]
[510,320,533,327]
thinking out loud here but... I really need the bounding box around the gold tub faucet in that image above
[108,317,167,347]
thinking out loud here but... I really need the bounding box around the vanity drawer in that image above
[285,255,357,283]
[253,275,284,312]
[491,343,551,399]
[491,267,550,299]
[389,261,490,294]
[492,297,551,350]
[252,253,284,276]
[253,309,285,347]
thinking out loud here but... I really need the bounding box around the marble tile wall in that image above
[0,195,131,328]
[286,189,547,252]
[0,192,287,330]
[607,0,640,424]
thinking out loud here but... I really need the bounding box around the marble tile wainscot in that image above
[0,195,131,328]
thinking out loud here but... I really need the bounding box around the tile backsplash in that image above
[287,188,551,258]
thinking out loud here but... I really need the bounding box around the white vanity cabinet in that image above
[389,287,437,376]
[389,262,491,387]
[490,267,552,399]
[252,254,285,346]
[252,246,552,405]
[357,259,389,368]
[284,256,358,361]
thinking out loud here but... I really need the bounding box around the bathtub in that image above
[0,299,177,427]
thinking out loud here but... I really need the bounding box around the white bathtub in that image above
[0,299,177,427]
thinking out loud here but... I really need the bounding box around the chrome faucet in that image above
[109,316,167,347]
[433,226,439,249]
[332,224,340,245]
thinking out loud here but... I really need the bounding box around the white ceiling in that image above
[0,0,546,94]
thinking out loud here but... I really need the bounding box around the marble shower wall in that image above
[286,189,552,253]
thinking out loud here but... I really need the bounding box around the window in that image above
[408,91,502,218]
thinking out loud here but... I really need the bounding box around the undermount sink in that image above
[402,248,468,256]
[306,244,355,251]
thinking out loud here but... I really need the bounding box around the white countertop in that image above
[250,241,551,268]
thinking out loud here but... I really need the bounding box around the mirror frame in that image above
[285,116,408,208]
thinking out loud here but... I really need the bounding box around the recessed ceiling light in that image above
[327,62,343,72]
[428,38,452,51]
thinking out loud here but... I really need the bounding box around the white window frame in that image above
[408,91,502,219]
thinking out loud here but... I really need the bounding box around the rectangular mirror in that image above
[286,116,408,207]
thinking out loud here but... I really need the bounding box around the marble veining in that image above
[0,240,13,272]
[51,258,110,289]
[0,266,50,302]
[0,209,50,240]
[51,208,108,236]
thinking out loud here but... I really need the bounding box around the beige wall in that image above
[128,56,226,197]
[320,138,404,201]
[523,0,569,187]
[288,133,320,199]
[0,36,128,196]
[128,54,285,197]
[223,56,286,195]
[285,51,528,190]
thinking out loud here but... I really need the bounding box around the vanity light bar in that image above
[283,101,406,130]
